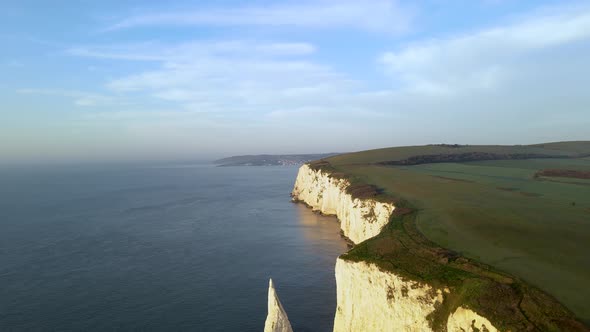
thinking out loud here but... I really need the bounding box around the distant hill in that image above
[214,153,340,166]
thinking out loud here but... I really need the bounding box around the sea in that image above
[0,164,348,331]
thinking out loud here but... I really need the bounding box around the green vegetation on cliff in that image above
[310,141,590,331]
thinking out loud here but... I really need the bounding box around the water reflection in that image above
[294,203,349,255]
[283,203,349,332]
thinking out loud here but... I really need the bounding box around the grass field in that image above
[316,141,590,329]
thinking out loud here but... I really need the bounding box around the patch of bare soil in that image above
[534,169,590,180]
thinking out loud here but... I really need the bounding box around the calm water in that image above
[0,164,348,331]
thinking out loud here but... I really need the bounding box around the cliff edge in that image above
[292,164,394,244]
[292,164,501,332]
[290,161,588,332]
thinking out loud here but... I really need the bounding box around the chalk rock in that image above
[333,259,444,332]
[264,279,293,332]
[292,164,395,244]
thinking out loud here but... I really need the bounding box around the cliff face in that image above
[333,259,444,331]
[291,164,394,244]
[334,259,499,332]
[292,164,500,332]
[264,279,293,332]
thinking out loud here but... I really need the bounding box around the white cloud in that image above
[62,39,331,118]
[16,88,117,107]
[66,41,316,62]
[103,57,354,117]
[67,39,355,117]
[62,3,590,153]
[67,43,164,61]
[105,0,413,33]
[380,6,590,95]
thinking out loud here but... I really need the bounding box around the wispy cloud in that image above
[379,5,590,95]
[66,40,316,62]
[105,0,414,33]
[63,2,590,151]
[68,39,355,117]
[104,58,354,116]
[17,88,117,107]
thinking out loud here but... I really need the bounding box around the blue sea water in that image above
[0,164,348,331]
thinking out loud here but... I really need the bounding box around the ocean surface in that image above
[0,164,348,331]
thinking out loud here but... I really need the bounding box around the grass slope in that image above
[313,141,590,330]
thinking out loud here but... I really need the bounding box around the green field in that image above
[315,141,590,330]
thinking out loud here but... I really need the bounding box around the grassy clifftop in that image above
[309,141,590,331]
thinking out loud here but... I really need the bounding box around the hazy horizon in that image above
[2,0,589,163]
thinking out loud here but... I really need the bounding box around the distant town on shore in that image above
[214,153,340,167]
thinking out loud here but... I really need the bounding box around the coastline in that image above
[289,162,589,331]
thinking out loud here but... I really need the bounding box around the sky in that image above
[1,0,589,163]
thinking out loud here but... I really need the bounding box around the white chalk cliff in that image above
[292,164,395,244]
[264,279,293,332]
[289,164,500,332]
[333,259,445,332]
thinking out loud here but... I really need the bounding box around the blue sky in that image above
[1,0,589,163]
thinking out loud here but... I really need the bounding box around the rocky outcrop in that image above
[291,164,394,244]
[264,279,293,332]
